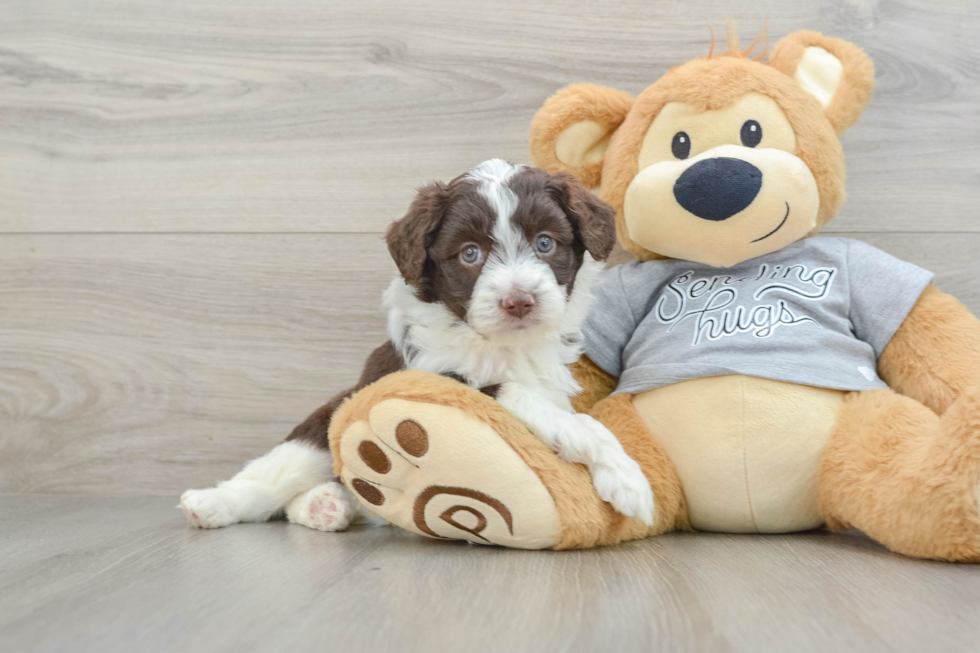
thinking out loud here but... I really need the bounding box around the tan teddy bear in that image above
[329,30,980,561]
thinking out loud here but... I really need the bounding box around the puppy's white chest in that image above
[508,375,575,412]
[482,347,578,403]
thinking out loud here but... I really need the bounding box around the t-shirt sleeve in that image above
[846,239,934,359]
[582,266,636,378]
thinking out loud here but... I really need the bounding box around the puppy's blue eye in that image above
[535,234,554,254]
[460,245,482,265]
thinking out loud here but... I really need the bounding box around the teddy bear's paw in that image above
[180,488,236,529]
[285,481,353,532]
[336,398,562,549]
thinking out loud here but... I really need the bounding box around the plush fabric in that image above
[601,55,848,261]
[530,32,873,262]
[338,397,563,549]
[529,84,634,189]
[768,31,876,135]
[331,370,654,550]
[879,284,980,415]
[820,385,980,561]
[633,376,843,533]
[330,30,980,560]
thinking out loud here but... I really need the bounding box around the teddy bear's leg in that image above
[329,370,675,549]
[588,393,692,535]
[819,387,980,562]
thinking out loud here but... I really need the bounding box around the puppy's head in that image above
[386,159,616,341]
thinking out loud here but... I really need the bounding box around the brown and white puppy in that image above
[180,160,654,532]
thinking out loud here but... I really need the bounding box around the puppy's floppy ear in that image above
[768,31,875,135]
[385,182,450,284]
[547,171,617,262]
[530,84,633,189]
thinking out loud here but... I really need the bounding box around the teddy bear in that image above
[327,30,980,561]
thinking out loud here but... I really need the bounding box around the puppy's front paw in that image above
[180,489,236,529]
[571,414,656,525]
[591,459,656,527]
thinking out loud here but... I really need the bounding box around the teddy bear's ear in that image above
[530,84,633,189]
[768,31,875,135]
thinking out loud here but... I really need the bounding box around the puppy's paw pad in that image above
[287,482,355,532]
[180,489,235,529]
[307,491,353,532]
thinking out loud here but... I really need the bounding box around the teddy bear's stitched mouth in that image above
[750,202,791,243]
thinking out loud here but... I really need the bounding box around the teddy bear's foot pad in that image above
[338,398,562,549]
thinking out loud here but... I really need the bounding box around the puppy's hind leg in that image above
[180,440,333,529]
[181,342,405,530]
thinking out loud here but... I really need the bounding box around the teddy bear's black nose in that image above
[673,157,762,221]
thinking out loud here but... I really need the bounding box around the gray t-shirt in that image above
[583,237,934,395]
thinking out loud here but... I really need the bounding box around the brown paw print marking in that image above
[351,478,384,506]
[357,440,391,474]
[396,419,429,457]
[440,506,487,541]
[413,485,513,542]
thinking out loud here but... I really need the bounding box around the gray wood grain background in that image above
[2,0,979,495]
[5,496,980,653]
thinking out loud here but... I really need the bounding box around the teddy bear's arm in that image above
[570,354,619,413]
[878,284,980,415]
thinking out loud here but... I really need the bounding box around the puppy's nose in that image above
[500,292,535,318]
[673,157,762,221]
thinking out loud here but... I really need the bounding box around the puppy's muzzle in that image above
[500,292,536,319]
[673,157,763,221]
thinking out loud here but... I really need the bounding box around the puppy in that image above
[181,160,654,533]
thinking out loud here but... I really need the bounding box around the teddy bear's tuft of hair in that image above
[706,20,769,62]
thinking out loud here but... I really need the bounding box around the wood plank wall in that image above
[2,0,978,494]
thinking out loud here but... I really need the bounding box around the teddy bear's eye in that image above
[740,120,762,147]
[671,132,691,159]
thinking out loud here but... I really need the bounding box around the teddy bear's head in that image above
[530,30,875,268]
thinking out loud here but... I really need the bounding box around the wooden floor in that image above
[2,0,980,650]
[2,494,980,653]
